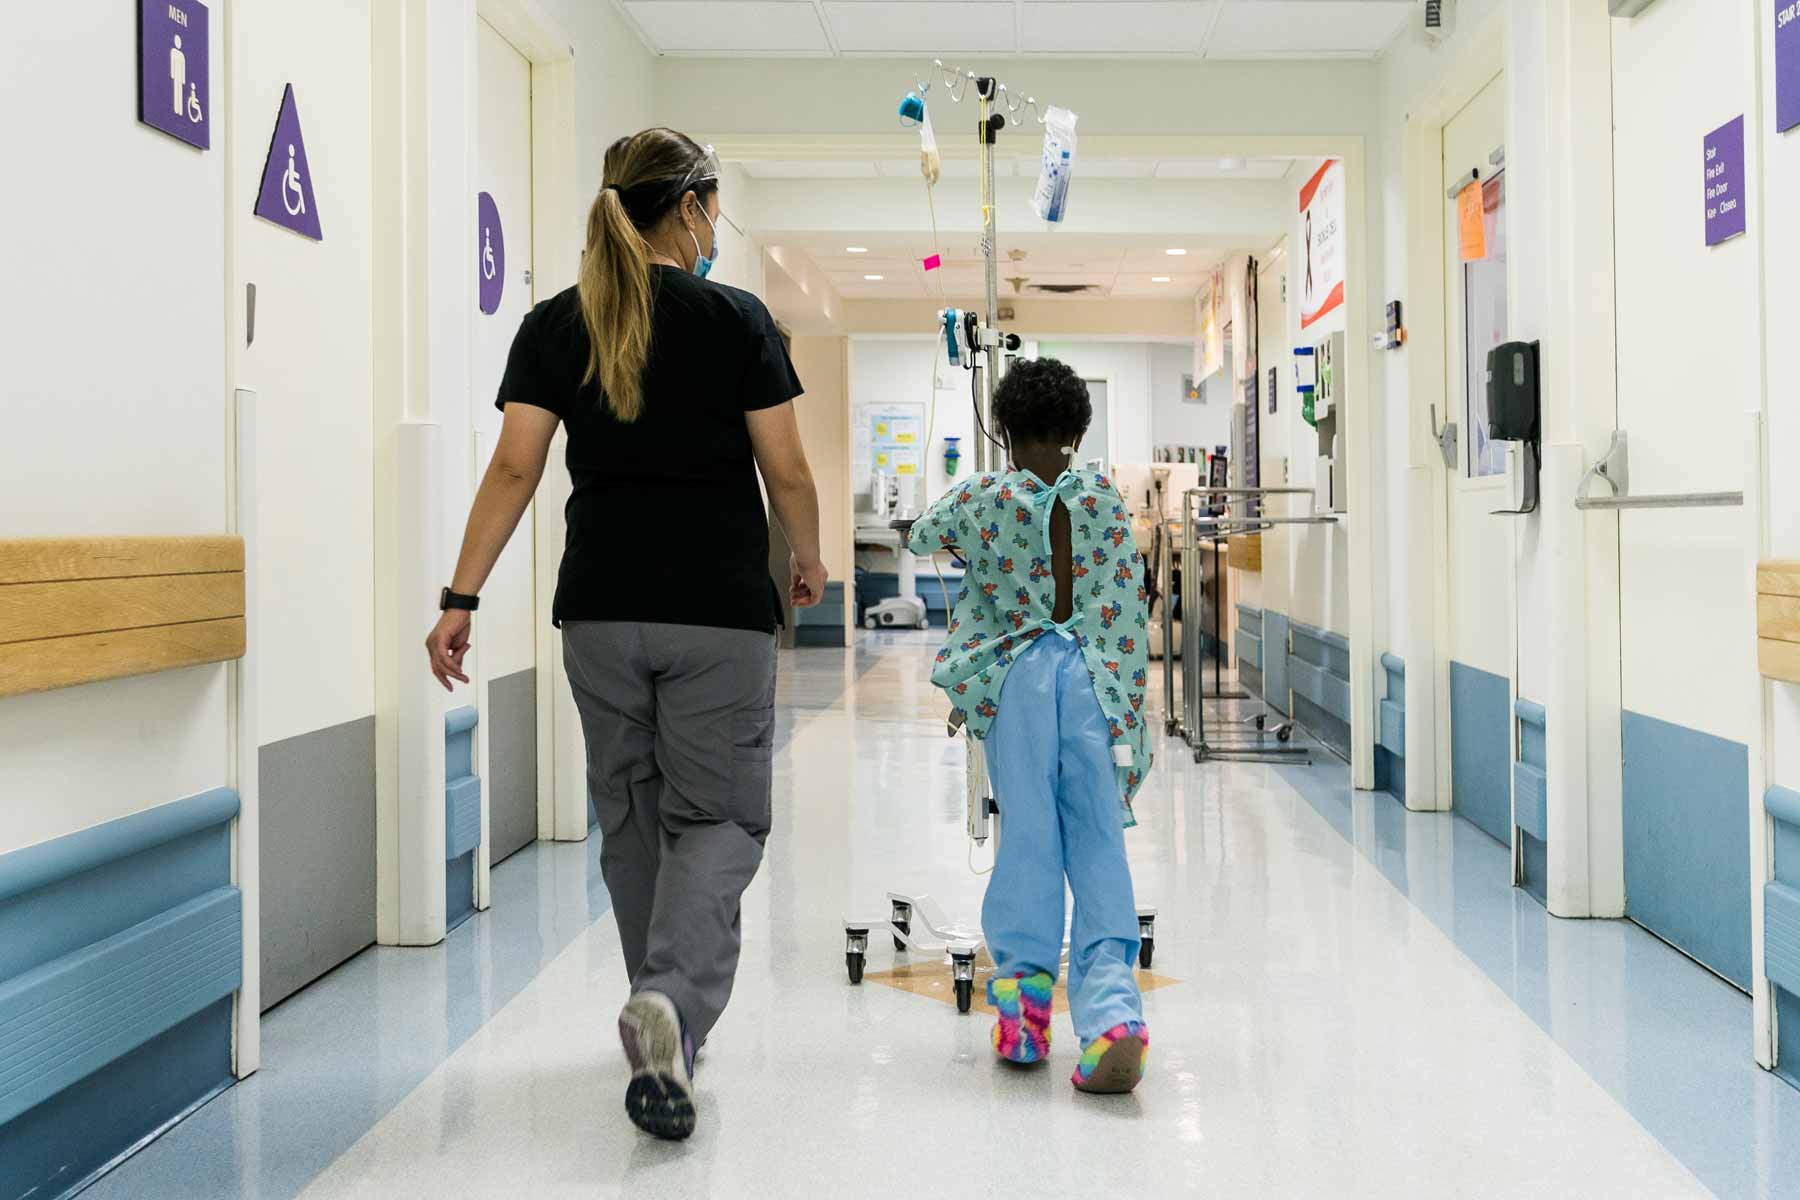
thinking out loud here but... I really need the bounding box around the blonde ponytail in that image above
[577,128,717,424]
[579,187,653,422]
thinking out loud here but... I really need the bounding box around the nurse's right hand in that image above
[791,556,828,609]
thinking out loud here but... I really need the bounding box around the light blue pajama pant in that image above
[981,635,1144,1044]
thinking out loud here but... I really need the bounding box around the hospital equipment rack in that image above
[1162,487,1337,765]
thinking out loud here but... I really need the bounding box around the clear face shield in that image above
[676,145,744,236]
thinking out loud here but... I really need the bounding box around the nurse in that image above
[425,127,825,1141]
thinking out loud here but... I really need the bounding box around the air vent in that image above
[1031,283,1099,295]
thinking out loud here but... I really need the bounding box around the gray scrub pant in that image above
[562,621,777,1043]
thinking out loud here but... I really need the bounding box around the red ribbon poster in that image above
[1298,159,1345,330]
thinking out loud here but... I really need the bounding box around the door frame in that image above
[1403,15,1508,820]
[1077,372,1118,472]
[472,0,586,847]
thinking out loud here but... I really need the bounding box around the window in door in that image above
[1463,172,1509,478]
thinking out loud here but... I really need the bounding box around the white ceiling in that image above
[769,231,1236,301]
[739,155,1296,180]
[618,0,1417,59]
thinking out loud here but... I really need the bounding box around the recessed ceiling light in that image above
[846,246,869,253]
[1217,157,1244,172]
[863,274,884,281]
[1152,275,1172,283]
[1165,248,1188,256]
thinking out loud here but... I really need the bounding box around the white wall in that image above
[0,4,231,851]
[1035,340,1156,467]
[1149,341,1230,453]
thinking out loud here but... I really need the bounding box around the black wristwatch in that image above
[440,587,480,612]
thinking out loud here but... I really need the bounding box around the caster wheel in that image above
[1194,748,1204,764]
[1254,714,1266,730]
[892,920,910,953]
[1138,938,1154,970]
[1277,726,1293,743]
[955,978,973,1013]
[864,617,877,630]
[844,928,869,984]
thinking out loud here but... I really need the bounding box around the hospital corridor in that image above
[6,1,1800,1198]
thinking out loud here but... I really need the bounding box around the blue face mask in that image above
[689,207,719,279]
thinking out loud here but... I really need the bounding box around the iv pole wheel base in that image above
[844,928,868,984]
[950,947,977,1013]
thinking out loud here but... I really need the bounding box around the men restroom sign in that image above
[138,0,209,149]
[255,85,322,240]
[478,192,505,315]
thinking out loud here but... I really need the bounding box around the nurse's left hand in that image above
[426,610,473,691]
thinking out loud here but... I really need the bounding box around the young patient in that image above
[901,356,1154,1094]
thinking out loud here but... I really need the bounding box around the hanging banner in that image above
[254,84,321,240]
[1298,159,1345,330]
[138,0,210,150]
[1195,271,1224,381]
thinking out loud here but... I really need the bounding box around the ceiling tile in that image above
[1019,2,1219,54]
[1208,0,1412,57]
[1072,158,1159,179]
[623,1,832,53]
[823,2,1016,54]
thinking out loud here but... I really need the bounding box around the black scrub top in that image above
[495,268,804,633]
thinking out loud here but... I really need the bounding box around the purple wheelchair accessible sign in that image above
[478,193,506,315]
[138,0,210,150]
[255,85,322,241]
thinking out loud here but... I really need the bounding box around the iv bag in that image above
[919,102,941,186]
[1030,106,1078,224]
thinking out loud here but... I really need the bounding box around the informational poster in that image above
[854,403,928,487]
[1457,181,1487,262]
[254,85,321,240]
[1778,3,1800,132]
[478,192,506,314]
[1299,159,1345,330]
[1704,116,1747,247]
[138,0,209,150]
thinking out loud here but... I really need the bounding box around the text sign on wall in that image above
[1704,116,1747,247]
[478,193,506,315]
[138,0,209,149]
[1779,3,1800,132]
[254,85,322,240]
[1299,160,1345,330]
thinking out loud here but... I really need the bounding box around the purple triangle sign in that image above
[254,84,322,241]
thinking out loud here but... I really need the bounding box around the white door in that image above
[474,19,539,867]
[1610,0,1756,989]
[1439,72,1516,847]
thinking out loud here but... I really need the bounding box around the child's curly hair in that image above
[992,357,1091,449]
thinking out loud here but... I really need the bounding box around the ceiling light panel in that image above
[823,2,1016,54]
[1020,2,1220,54]
[1207,0,1412,58]
[623,1,832,53]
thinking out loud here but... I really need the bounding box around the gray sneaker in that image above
[618,991,696,1140]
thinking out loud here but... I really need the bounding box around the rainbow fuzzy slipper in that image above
[1072,1022,1149,1094]
[988,972,1053,1064]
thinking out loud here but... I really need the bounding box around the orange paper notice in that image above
[1458,181,1486,262]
